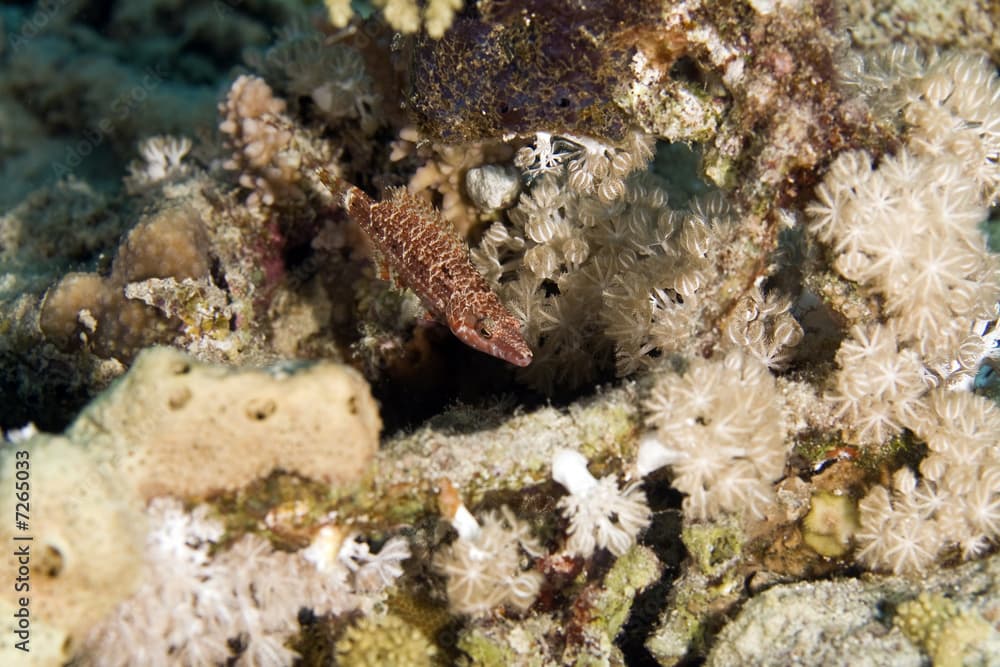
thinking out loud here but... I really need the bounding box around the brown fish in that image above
[318,169,532,366]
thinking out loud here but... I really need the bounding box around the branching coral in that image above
[219,74,339,211]
[325,0,463,39]
[390,125,515,235]
[639,350,788,521]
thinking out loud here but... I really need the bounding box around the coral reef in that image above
[0,348,380,663]
[80,496,403,667]
[1,1,999,665]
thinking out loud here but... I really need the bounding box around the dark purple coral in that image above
[404,0,660,144]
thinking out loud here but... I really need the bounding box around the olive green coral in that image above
[894,593,997,667]
[335,612,439,667]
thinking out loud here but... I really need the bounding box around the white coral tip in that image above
[636,434,678,476]
[452,504,481,541]
[552,449,598,496]
[303,525,347,573]
[4,423,38,444]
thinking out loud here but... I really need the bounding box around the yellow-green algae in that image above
[682,516,744,578]
[802,491,859,558]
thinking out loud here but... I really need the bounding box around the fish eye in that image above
[477,316,494,339]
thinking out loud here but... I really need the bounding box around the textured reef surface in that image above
[1,1,999,665]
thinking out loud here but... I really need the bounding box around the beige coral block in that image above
[0,434,145,662]
[68,347,381,499]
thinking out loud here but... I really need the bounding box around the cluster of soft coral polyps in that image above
[433,501,544,616]
[808,146,998,373]
[809,50,1000,447]
[81,498,408,667]
[638,350,788,521]
[472,138,747,390]
[552,449,651,557]
[855,390,1000,574]
[808,49,1000,574]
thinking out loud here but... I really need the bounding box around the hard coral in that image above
[335,612,438,667]
[326,0,463,39]
[39,206,211,362]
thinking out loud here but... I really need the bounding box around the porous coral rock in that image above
[66,346,380,500]
[363,383,640,521]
